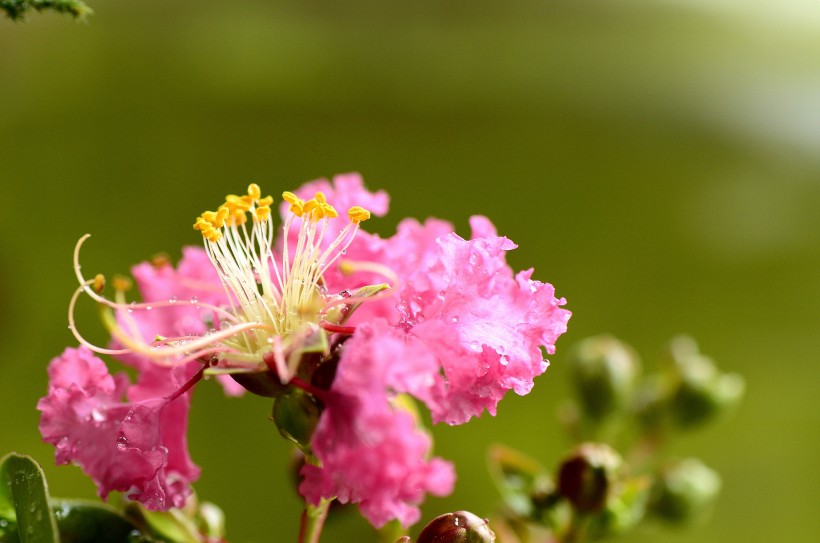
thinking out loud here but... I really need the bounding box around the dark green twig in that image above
[1,0,93,21]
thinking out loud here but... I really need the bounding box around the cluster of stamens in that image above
[69,183,387,382]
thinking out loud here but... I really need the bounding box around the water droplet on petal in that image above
[190,296,199,304]
[116,435,129,450]
[146,305,153,311]
[169,296,177,304]
[451,315,460,323]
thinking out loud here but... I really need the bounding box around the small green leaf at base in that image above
[0,453,59,543]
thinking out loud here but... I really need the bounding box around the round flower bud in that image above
[566,336,640,422]
[651,458,721,524]
[667,337,745,428]
[417,511,496,543]
[557,443,622,513]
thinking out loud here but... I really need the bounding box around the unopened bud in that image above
[651,458,721,524]
[557,443,622,513]
[567,336,640,421]
[667,337,744,428]
[417,511,495,543]
[272,388,322,454]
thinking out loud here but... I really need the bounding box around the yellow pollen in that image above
[92,274,106,293]
[151,253,171,268]
[314,191,327,204]
[248,183,261,200]
[112,274,133,292]
[255,205,271,222]
[282,191,305,217]
[348,206,371,223]
[321,203,339,219]
[225,194,253,212]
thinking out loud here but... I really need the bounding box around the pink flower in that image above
[37,347,200,509]
[49,174,569,526]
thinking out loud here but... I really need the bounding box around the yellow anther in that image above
[282,191,305,217]
[112,274,133,292]
[229,209,247,226]
[348,206,371,223]
[248,183,261,200]
[314,191,327,204]
[225,194,253,211]
[321,203,338,219]
[282,191,302,205]
[151,253,171,268]
[255,205,271,222]
[92,274,106,294]
[216,206,229,225]
[303,198,319,219]
[257,195,273,207]
[205,227,222,242]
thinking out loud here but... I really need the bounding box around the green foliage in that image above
[0,453,59,543]
[0,453,227,543]
[0,0,92,21]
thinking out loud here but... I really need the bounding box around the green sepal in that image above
[273,388,322,455]
[0,453,59,543]
[322,284,391,326]
[123,504,200,543]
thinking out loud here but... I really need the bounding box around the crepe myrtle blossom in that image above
[39,174,570,528]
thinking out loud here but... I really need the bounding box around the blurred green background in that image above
[1,0,819,541]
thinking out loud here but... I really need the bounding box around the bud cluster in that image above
[484,335,743,542]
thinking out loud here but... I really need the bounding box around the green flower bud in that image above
[417,511,496,543]
[651,458,721,524]
[667,336,745,428]
[557,443,622,513]
[272,388,322,454]
[567,336,640,422]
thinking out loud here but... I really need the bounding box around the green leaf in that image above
[0,453,59,543]
[51,499,145,543]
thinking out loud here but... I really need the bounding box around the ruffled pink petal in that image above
[301,322,455,528]
[377,219,570,424]
[38,347,200,510]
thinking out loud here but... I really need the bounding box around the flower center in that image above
[68,183,376,379]
[192,184,371,361]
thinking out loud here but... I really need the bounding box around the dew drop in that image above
[91,408,106,422]
[451,315,460,323]
[169,296,177,304]
[340,249,347,255]
[146,305,153,311]
[128,301,137,313]
[0,519,8,528]
[116,435,129,450]
[469,341,481,352]
[190,296,199,304]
